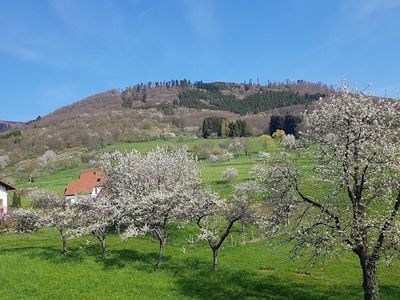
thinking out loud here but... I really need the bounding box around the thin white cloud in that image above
[183,0,219,40]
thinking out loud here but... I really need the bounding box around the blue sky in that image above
[0,0,399,121]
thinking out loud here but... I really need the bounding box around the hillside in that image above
[0,80,334,163]
[0,120,24,133]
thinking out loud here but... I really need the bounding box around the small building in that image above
[64,170,107,201]
[0,179,16,215]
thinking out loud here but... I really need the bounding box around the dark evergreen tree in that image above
[177,89,322,115]
[228,121,240,137]
[269,115,284,135]
[11,192,21,208]
[202,117,229,138]
[283,114,302,137]
[228,120,252,137]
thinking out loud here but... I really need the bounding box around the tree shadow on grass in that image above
[88,248,164,271]
[173,267,342,299]
[379,285,400,300]
[4,244,400,299]
[1,245,86,264]
[171,258,400,300]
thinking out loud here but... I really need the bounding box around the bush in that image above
[221,152,234,162]
[161,132,176,140]
[282,134,296,149]
[142,121,154,130]
[257,152,271,161]
[259,134,273,151]
[81,151,96,163]
[228,139,245,156]
[209,155,219,163]
[222,167,238,181]
[1,209,40,233]
[272,129,286,139]
[191,144,222,160]
[171,116,185,128]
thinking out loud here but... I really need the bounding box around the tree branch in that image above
[372,190,400,261]
[295,185,354,249]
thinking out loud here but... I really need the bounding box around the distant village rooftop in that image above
[64,170,106,199]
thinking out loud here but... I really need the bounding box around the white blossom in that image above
[222,167,238,182]
[98,146,203,267]
[256,86,400,299]
[29,189,77,254]
[282,134,296,149]
[1,208,40,233]
[208,154,219,163]
[70,195,118,258]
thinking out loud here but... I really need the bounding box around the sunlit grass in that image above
[2,137,400,299]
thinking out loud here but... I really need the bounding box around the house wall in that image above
[65,195,77,203]
[0,185,8,215]
[91,187,102,197]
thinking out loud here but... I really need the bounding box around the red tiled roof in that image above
[64,170,106,196]
[0,179,16,191]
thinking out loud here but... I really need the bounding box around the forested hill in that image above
[0,121,24,133]
[121,80,332,115]
[0,80,334,163]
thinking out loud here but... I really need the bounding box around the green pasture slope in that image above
[1,137,400,299]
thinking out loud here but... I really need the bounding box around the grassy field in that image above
[1,137,400,299]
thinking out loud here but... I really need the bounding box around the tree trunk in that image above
[60,229,68,255]
[359,254,379,300]
[212,248,219,272]
[101,237,106,259]
[156,238,165,268]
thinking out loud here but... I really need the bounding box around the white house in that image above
[0,179,16,215]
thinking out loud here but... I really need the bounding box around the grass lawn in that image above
[2,137,400,299]
[1,229,400,300]
[14,137,265,196]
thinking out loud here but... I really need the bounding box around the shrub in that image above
[191,144,222,160]
[1,209,40,233]
[222,167,238,181]
[272,129,286,139]
[171,116,185,128]
[142,121,154,130]
[257,151,271,161]
[228,139,245,156]
[259,134,273,150]
[161,132,176,140]
[221,152,234,162]
[81,151,96,163]
[208,155,219,163]
[282,134,296,149]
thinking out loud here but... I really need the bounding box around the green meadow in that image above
[1,137,400,299]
